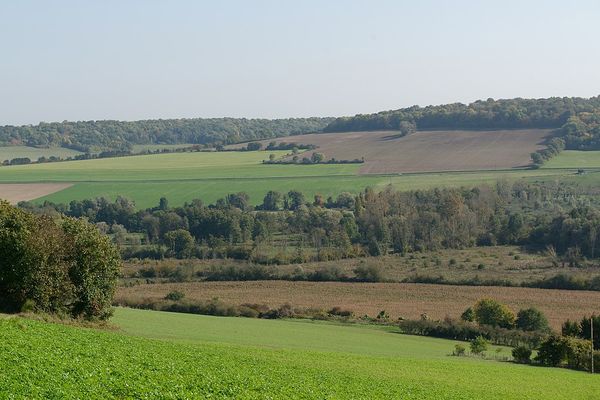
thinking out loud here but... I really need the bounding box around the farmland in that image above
[0,145,82,162]
[2,309,599,399]
[0,131,599,209]
[0,145,586,208]
[0,183,73,204]
[116,281,600,331]
[237,129,552,173]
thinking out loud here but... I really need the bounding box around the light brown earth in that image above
[116,281,599,330]
[0,183,72,204]
[238,129,552,174]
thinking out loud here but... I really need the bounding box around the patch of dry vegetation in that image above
[116,280,599,331]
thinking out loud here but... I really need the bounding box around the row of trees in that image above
[20,180,600,264]
[0,117,332,153]
[325,96,600,151]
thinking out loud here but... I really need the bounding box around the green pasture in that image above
[113,307,506,358]
[0,146,82,162]
[542,150,600,169]
[1,309,598,399]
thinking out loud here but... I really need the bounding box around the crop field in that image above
[239,129,552,173]
[116,281,599,330]
[0,145,82,162]
[0,183,73,204]
[0,138,598,208]
[2,309,599,399]
[0,148,577,208]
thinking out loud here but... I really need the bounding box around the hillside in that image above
[324,96,600,151]
[249,129,551,173]
[0,117,333,153]
[2,310,599,399]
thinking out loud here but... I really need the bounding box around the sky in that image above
[1,0,600,125]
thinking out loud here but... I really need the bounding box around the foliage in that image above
[398,318,544,347]
[0,201,120,320]
[512,345,532,364]
[0,117,333,152]
[473,299,515,329]
[516,307,549,332]
[561,315,600,348]
[452,344,466,356]
[535,335,594,371]
[461,307,475,322]
[164,290,185,301]
[470,335,489,355]
[325,96,600,151]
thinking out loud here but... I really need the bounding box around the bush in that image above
[473,298,515,329]
[535,335,571,367]
[461,307,475,322]
[512,345,532,363]
[516,307,549,332]
[165,290,185,301]
[470,335,489,355]
[0,202,121,320]
[353,264,384,282]
[452,344,466,356]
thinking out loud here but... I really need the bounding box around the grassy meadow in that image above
[0,148,598,208]
[2,308,599,399]
[0,145,82,162]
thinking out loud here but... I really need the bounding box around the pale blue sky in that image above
[1,0,599,125]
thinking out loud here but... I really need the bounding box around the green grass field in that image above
[1,308,598,399]
[543,150,600,169]
[0,149,598,208]
[0,146,82,162]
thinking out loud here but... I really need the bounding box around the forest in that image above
[3,96,600,155]
[20,180,600,268]
[325,96,600,151]
[0,117,333,153]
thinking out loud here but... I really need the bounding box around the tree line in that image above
[0,117,333,153]
[324,96,600,151]
[21,180,600,265]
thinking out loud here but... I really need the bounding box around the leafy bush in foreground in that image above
[0,201,121,320]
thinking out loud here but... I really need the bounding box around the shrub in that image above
[470,336,489,355]
[461,307,475,322]
[0,202,121,320]
[353,264,384,282]
[165,290,185,301]
[473,298,515,329]
[512,345,532,363]
[516,307,549,332]
[452,344,466,356]
[535,335,571,367]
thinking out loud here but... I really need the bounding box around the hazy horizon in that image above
[2,0,600,125]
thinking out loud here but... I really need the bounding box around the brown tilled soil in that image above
[116,281,600,330]
[0,183,72,204]
[236,129,552,174]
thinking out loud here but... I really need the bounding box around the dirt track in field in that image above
[242,129,552,174]
[0,183,72,204]
[117,281,599,330]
